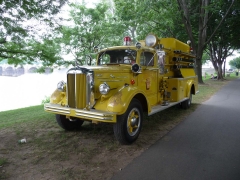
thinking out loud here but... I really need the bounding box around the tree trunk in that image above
[223,60,226,77]
[177,0,210,84]
[212,59,218,73]
[196,50,204,83]
[217,62,224,80]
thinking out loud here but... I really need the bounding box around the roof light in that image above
[124,36,131,46]
[145,34,158,47]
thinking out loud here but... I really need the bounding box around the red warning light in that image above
[124,36,131,46]
[130,79,135,85]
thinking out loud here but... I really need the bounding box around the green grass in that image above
[0,105,53,129]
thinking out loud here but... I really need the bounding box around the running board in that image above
[149,98,188,116]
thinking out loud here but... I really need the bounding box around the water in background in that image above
[0,69,67,112]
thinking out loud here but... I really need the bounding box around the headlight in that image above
[57,81,66,91]
[99,82,110,95]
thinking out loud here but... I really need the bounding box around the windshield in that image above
[98,49,137,65]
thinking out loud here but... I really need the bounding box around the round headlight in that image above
[99,83,110,95]
[145,34,158,47]
[57,81,66,91]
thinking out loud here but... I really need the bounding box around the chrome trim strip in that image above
[45,105,70,111]
[75,109,114,117]
[75,113,113,120]
[68,69,83,74]
[149,97,188,116]
[46,109,70,114]
[44,105,70,115]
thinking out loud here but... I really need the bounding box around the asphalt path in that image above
[111,78,240,180]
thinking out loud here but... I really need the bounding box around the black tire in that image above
[56,114,84,131]
[113,99,143,145]
[181,93,192,109]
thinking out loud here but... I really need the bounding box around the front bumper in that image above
[44,103,117,123]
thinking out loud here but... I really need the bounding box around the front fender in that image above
[107,86,136,114]
[94,86,148,115]
[50,89,67,105]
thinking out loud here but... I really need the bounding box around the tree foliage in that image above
[177,0,236,83]
[113,0,180,41]
[0,0,66,65]
[206,0,240,80]
[58,2,124,66]
[229,57,240,70]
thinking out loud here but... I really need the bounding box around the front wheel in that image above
[181,93,192,109]
[113,99,143,145]
[56,114,84,131]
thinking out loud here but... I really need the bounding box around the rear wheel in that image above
[181,93,192,109]
[56,114,84,131]
[113,99,143,145]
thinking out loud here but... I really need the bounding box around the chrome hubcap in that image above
[127,108,140,136]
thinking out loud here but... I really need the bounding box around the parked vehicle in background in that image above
[227,69,234,73]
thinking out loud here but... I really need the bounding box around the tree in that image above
[113,0,180,41]
[0,0,66,65]
[113,0,140,42]
[177,0,235,83]
[208,43,235,79]
[206,0,240,80]
[58,2,124,66]
[229,57,240,71]
[138,0,181,39]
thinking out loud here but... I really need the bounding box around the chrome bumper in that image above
[44,103,117,123]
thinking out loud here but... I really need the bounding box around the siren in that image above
[123,36,131,46]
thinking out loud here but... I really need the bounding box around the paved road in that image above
[111,78,240,180]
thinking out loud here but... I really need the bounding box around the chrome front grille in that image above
[67,73,86,108]
[67,68,94,109]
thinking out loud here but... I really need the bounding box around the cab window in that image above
[140,52,154,66]
[99,54,111,64]
[98,49,136,65]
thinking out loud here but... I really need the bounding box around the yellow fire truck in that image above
[44,34,198,144]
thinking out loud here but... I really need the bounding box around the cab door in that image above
[137,50,158,106]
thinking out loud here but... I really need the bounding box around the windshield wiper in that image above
[99,49,108,64]
[146,52,157,67]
